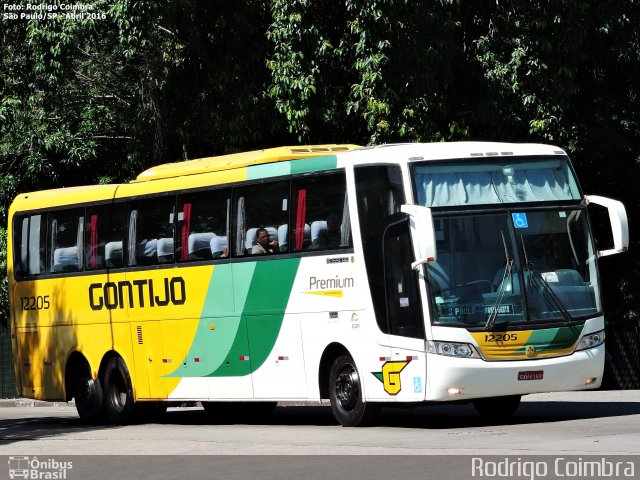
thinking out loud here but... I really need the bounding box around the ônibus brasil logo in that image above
[8,456,73,479]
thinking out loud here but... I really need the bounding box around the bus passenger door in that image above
[381,217,428,401]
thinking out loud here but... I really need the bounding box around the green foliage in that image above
[267,0,473,144]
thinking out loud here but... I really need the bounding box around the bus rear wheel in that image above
[74,367,105,424]
[473,395,522,418]
[329,354,379,427]
[103,356,136,425]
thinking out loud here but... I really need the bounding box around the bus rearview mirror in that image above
[400,204,438,270]
[585,195,629,257]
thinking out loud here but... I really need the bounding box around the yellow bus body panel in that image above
[7,144,360,403]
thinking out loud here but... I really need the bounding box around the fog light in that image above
[447,387,461,395]
[585,377,597,385]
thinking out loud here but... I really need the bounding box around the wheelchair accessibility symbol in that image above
[512,213,528,229]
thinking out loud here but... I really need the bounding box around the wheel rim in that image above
[109,370,127,411]
[335,363,360,411]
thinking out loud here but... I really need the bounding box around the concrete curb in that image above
[0,398,330,409]
[2,392,637,408]
[0,398,75,408]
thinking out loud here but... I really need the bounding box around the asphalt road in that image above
[1,391,639,480]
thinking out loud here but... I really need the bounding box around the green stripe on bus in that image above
[290,156,337,174]
[166,264,245,377]
[515,324,583,353]
[246,162,291,180]
[171,259,300,378]
[243,259,300,370]
[245,155,337,180]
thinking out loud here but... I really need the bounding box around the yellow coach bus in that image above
[7,143,628,426]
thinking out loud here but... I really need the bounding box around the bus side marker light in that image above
[447,388,462,395]
[585,377,597,385]
[239,356,250,361]
[379,357,390,361]
[210,324,215,330]
[194,358,201,363]
[162,358,172,363]
[277,356,289,361]
[406,356,418,361]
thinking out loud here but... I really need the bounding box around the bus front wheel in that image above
[329,354,379,427]
[103,356,136,425]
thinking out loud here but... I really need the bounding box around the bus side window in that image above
[233,180,289,257]
[291,171,351,252]
[48,208,84,273]
[12,216,29,279]
[127,196,176,266]
[29,214,47,276]
[86,203,126,270]
[177,188,230,262]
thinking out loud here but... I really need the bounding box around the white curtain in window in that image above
[417,168,571,207]
[417,173,500,207]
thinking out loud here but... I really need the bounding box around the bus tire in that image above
[329,354,379,427]
[103,356,136,425]
[473,395,521,418]
[74,367,105,424]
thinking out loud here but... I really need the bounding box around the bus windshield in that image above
[413,157,581,207]
[424,209,601,327]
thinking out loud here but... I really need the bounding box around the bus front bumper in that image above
[425,344,605,402]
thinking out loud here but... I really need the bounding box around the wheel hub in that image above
[335,365,359,410]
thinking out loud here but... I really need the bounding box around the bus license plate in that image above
[518,370,543,381]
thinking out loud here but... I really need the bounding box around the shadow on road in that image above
[1,399,639,444]
[0,414,119,446]
[152,398,640,428]
[374,400,640,429]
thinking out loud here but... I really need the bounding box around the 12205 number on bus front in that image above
[484,333,519,342]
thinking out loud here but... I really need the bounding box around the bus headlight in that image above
[576,329,605,351]
[428,340,479,358]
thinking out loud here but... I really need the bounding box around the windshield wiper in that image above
[486,231,513,331]
[519,235,572,325]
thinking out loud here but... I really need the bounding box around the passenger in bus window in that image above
[316,213,342,249]
[252,228,279,255]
